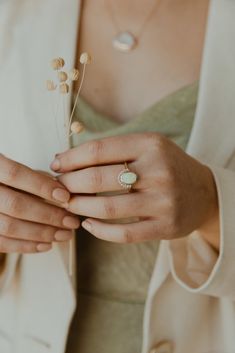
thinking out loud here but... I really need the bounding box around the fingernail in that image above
[82,220,92,232]
[54,230,73,241]
[63,216,80,229]
[37,243,52,252]
[50,158,61,171]
[52,188,70,203]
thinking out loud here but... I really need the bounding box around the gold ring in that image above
[118,162,138,190]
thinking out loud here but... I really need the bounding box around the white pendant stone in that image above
[120,171,137,185]
[112,31,137,52]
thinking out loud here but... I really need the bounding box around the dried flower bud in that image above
[60,83,69,94]
[71,121,84,134]
[80,52,92,65]
[58,71,68,82]
[51,57,65,70]
[46,80,57,91]
[68,68,80,81]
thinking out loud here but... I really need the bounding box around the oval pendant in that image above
[112,31,137,52]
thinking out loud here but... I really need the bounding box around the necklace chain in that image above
[105,0,162,40]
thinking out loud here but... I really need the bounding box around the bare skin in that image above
[0,155,79,253]
[76,0,210,122]
[56,0,219,250]
[52,133,219,248]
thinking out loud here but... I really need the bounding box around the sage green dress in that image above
[65,81,199,353]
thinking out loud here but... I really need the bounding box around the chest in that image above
[76,0,209,122]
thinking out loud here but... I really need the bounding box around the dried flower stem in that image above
[67,63,87,138]
[63,95,67,130]
[48,92,63,149]
[68,64,87,277]
[67,65,87,278]
[47,55,91,278]
[69,236,74,277]
[55,93,62,143]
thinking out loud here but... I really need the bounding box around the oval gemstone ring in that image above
[118,162,138,190]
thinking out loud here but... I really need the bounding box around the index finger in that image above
[0,154,70,204]
[50,133,149,173]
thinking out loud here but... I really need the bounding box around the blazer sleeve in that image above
[168,165,235,299]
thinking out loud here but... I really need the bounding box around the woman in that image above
[0,0,234,352]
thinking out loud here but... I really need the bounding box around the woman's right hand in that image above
[0,154,80,253]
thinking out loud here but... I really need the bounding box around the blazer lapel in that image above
[15,0,82,292]
[186,0,235,166]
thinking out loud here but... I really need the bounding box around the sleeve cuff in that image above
[168,165,235,299]
[168,231,221,292]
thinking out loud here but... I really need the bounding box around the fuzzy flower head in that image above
[80,52,92,65]
[51,57,65,70]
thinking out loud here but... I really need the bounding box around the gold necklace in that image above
[104,0,162,53]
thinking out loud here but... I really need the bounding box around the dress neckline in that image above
[75,80,199,128]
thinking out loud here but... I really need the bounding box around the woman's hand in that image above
[0,154,80,253]
[51,133,219,246]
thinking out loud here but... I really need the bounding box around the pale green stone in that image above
[120,171,137,185]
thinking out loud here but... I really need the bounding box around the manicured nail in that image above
[37,243,52,252]
[63,216,80,229]
[52,188,70,203]
[50,158,61,171]
[82,220,92,232]
[54,230,73,241]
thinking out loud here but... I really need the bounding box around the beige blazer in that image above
[0,0,234,352]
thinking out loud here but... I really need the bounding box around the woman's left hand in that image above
[50,133,219,244]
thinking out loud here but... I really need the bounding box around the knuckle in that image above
[88,140,104,163]
[146,132,166,150]
[5,162,21,183]
[38,181,52,198]
[40,227,55,242]
[43,210,57,226]
[121,228,134,244]
[103,198,116,219]
[153,167,176,189]
[45,208,64,227]
[90,168,103,191]
[6,194,23,216]
[0,219,15,236]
